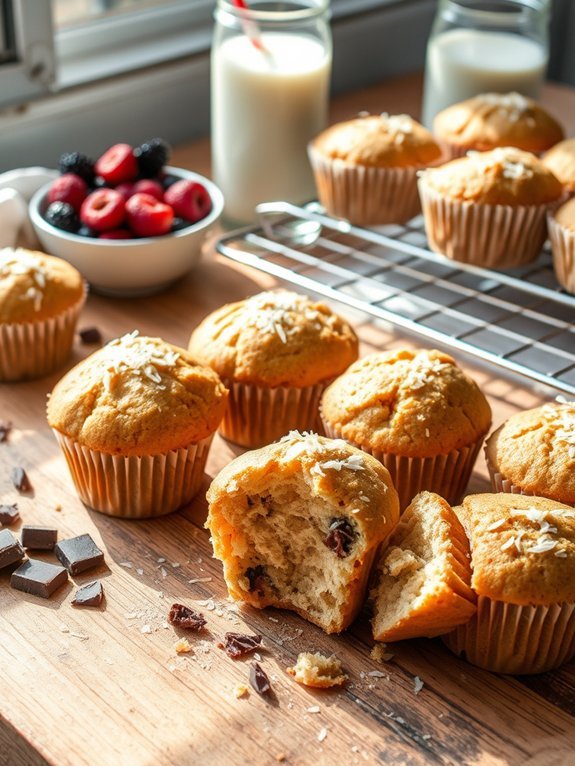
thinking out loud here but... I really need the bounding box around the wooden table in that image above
[1,74,575,766]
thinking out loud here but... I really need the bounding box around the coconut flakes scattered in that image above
[497,506,574,556]
[487,518,506,532]
[413,676,424,694]
[479,92,531,122]
[404,356,448,391]
[312,454,364,477]
[0,248,48,311]
[307,705,321,714]
[100,330,180,391]
[243,291,325,345]
[317,727,328,743]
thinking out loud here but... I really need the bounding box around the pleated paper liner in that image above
[321,417,485,510]
[485,456,530,496]
[418,180,554,269]
[53,430,213,518]
[548,212,575,294]
[218,380,326,449]
[442,594,575,674]
[0,285,87,382]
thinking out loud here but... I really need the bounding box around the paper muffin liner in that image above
[321,416,485,510]
[547,212,575,294]
[441,594,575,674]
[219,380,326,449]
[52,430,213,519]
[0,286,86,382]
[485,455,530,496]
[418,180,552,269]
[308,145,424,226]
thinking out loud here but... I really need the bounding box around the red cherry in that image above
[164,180,212,223]
[95,143,138,185]
[125,192,173,237]
[48,174,88,212]
[80,189,126,232]
[132,179,164,201]
[115,183,135,202]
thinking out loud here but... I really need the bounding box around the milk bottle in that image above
[211,1,332,225]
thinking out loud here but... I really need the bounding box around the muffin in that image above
[433,93,564,159]
[547,196,575,294]
[308,113,443,226]
[371,492,476,642]
[542,138,575,194]
[47,331,228,518]
[485,402,575,505]
[418,147,564,268]
[188,290,358,448]
[206,431,400,633]
[442,493,575,674]
[0,247,86,381]
[320,349,492,509]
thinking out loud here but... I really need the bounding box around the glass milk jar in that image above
[211,0,332,225]
[422,0,550,128]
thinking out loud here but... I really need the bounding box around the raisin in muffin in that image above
[188,290,358,448]
[485,402,575,504]
[442,493,575,674]
[320,348,491,509]
[434,93,564,159]
[0,247,86,381]
[418,147,564,268]
[308,113,442,225]
[48,331,228,518]
[206,431,399,633]
[371,492,476,642]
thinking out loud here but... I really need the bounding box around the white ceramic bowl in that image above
[29,167,224,297]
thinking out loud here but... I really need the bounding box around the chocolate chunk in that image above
[0,529,25,569]
[168,603,206,631]
[54,533,104,575]
[11,559,68,598]
[324,518,356,558]
[11,466,31,493]
[0,503,19,526]
[72,580,104,607]
[249,662,271,695]
[78,327,103,345]
[246,565,269,595]
[21,525,58,551]
[219,632,262,659]
[0,420,12,443]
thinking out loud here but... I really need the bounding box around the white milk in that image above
[422,28,548,128]
[212,32,331,224]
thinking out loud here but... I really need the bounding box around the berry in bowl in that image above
[29,139,223,297]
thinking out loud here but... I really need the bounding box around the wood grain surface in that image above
[1,75,575,766]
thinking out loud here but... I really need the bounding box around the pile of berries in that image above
[44,139,213,239]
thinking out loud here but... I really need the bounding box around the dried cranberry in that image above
[168,603,206,631]
[245,565,269,595]
[324,518,355,558]
[219,632,262,659]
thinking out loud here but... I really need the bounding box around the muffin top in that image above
[0,247,84,324]
[433,92,564,154]
[485,402,575,504]
[188,290,359,388]
[207,430,400,541]
[419,147,563,205]
[455,493,575,606]
[47,331,228,456]
[310,113,442,169]
[320,348,491,458]
[542,138,575,192]
[553,196,575,232]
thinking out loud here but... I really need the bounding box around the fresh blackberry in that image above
[78,225,98,238]
[58,152,96,185]
[134,138,170,178]
[171,217,190,233]
[45,201,80,233]
[161,173,179,190]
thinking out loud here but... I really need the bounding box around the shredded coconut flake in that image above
[487,518,506,532]
[413,676,424,694]
[242,291,323,345]
[100,331,180,391]
[1,248,48,311]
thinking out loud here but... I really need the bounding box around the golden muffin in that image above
[308,113,443,225]
[188,290,358,448]
[547,196,575,293]
[542,137,575,193]
[0,247,85,381]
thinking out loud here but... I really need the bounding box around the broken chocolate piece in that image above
[246,565,269,595]
[0,529,25,569]
[11,466,31,493]
[54,533,104,575]
[21,525,58,551]
[168,603,206,631]
[0,504,19,526]
[78,327,103,345]
[72,580,104,607]
[249,662,271,695]
[11,559,68,598]
[0,420,12,443]
[324,518,355,558]
[219,632,262,660]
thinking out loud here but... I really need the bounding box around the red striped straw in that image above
[231,0,268,54]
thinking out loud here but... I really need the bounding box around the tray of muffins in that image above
[217,93,575,397]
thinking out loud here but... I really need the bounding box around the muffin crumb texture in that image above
[287,652,347,688]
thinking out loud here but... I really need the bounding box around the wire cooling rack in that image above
[216,201,575,396]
